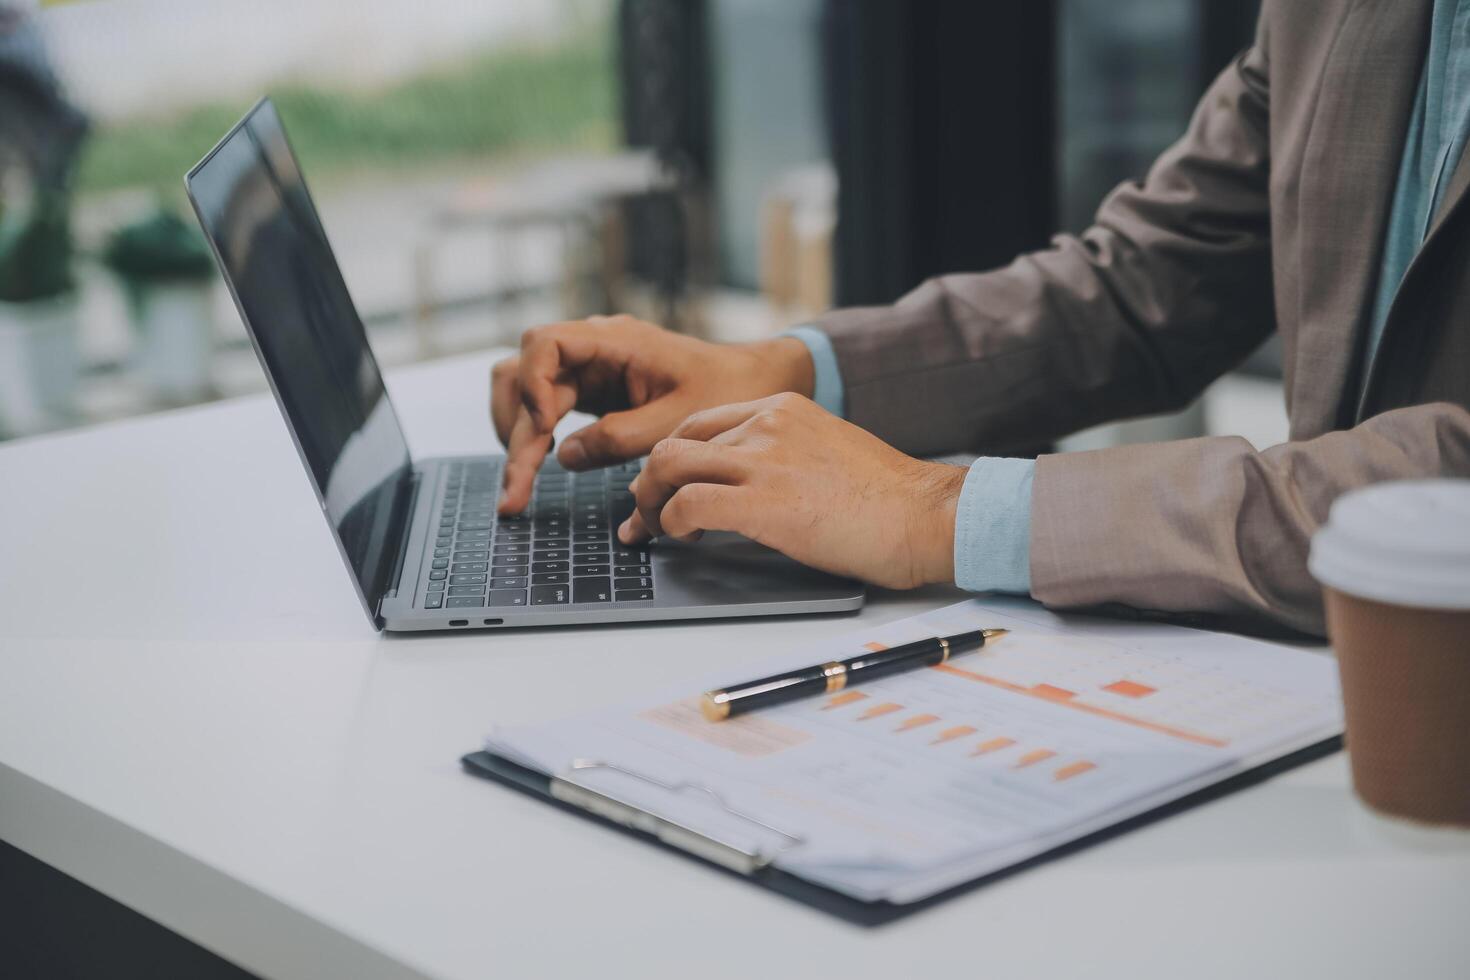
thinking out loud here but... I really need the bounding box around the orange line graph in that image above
[933,664,1228,748]
[858,702,903,721]
[895,713,939,732]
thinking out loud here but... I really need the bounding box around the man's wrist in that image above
[746,336,816,399]
[907,461,966,587]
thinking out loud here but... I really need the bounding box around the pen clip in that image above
[552,758,805,874]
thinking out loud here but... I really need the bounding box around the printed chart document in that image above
[482,598,1343,904]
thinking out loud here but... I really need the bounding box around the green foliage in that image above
[102,207,213,283]
[0,192,75,303]
[76,30,617,195]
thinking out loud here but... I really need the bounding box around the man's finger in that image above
[667,399,769,443]
[490,356,521,448]
[558,401,688,470]
[499,409,553,515]
[624,439,750,539]
[655,483,747,541]
[517,321,637,433]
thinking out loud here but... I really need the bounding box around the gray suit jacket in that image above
[812,0,1470,636]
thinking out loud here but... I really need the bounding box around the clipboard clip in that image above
[550,759,805,876]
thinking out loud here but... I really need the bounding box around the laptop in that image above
[185,98,865,632]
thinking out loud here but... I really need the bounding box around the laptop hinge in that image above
[380,468,422,604]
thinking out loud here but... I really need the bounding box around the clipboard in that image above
[462,736,1341,927]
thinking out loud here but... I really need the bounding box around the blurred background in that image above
[0,0,1283,449]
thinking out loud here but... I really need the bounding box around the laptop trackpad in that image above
[651,532,863,605]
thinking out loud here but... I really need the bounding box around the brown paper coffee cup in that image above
[1310,480,1470,827]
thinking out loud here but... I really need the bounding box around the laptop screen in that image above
[186,99,412,620]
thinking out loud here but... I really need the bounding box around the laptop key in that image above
[488,576,527,589]
[488,589,528,607]
[573,578,612,603]
[619,564,652,577]
[429,569,448,581]
[574,542,609,554]
[433,547,450,558]
[574,564,610,577]
[448,585,486,596]
[616,589,654,601]
[531,584,570,605]
[427,579,446,591]
[451,562,488,573]
[573,531,607,543]
[614,548,652,566]
[446,596,485,608]
[425,594,443,609]
[450,573,487,584]
[495,554,529,566]
[534,549,569,562]
[532,560,570,574]
[453,550,488,561]
[615,576,652,590]
[532,572,569,585]
[432,558,449,569]
[492,543,529,554]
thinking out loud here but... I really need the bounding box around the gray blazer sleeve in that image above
[811,26,1275,457]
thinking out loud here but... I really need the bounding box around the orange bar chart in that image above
[1104,679,1157,698]
[1014,749,1057,769]
[858,702,903,721]
[1054,761,1097,782]
[935,663,1228,748]
[822,691,868,711]
[931,725,977,745]
[895,714,939,733]
[970,736,1015,757]
[1031,684,1076,701]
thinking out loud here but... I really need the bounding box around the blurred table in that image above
[2,351,1468,980]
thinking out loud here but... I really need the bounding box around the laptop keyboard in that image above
[421,459,652,610]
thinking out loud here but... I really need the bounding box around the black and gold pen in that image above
[700,628,1009,721]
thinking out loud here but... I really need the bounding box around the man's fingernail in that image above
[561,439,588,468]
[617,520,632,543]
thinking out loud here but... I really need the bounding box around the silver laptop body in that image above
[185,98,864,632]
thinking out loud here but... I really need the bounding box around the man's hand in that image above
[491,315,815,514]
[619,393,966,590]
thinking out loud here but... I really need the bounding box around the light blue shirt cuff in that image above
[954,457,1035,594]
[782,325,846,418]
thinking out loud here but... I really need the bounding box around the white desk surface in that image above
[2,351,1468,980]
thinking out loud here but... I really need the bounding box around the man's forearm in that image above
[1029,402,1470,635]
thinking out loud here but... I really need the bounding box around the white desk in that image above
[2,352,1468,980]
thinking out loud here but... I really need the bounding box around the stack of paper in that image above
[484,598,1343,903]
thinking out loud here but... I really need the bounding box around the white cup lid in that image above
[1309,479,1470,611]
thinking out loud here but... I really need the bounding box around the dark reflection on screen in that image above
[188,101,411,610]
